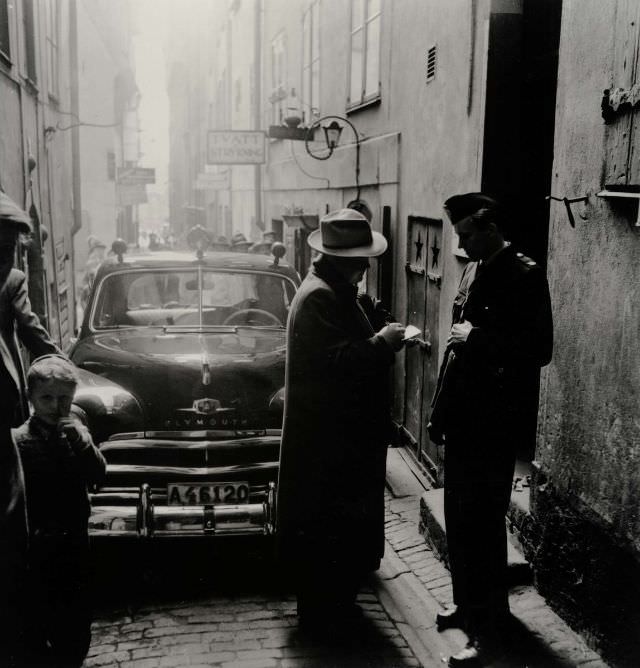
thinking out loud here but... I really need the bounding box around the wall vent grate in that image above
[426,45,437,83]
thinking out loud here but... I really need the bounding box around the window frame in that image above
[301,1,320,124]
[347,0,382,111]
[0,0,12,64]
[23,0,37,83]
[46,0,60,100]
[270,30,287,126]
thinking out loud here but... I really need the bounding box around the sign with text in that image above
[195,171,230,190]
[117,167,156,185]
[117,184,148,206]
[207,131,266,164]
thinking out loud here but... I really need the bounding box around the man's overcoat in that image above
[0,268,61,426]
[277,256,395,570]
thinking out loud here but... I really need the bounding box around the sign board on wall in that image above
[206,131,266,164]
[117,167,156,185]
[117,184,148,206]
[195,171,230,190]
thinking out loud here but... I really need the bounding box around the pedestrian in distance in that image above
[211,235,231,251]
[250,229,277,255]
[13,355,106,668]
[428,193,553,666]
[277,208,406,637]
[79,235,107,312]
[230,231,253,252]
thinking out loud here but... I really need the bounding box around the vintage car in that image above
[69,231,299,540]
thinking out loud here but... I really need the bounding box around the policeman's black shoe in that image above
[436,605,467,631]
[448,641,482,667]
[448,639,508,667]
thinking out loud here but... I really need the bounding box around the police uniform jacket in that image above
[430,246,553,441]
[277,256,395,569]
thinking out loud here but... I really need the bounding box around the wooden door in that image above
[403,216,442,480]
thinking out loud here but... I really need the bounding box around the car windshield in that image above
[91,269,295,329]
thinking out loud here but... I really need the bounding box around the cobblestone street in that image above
[86,451,609,668]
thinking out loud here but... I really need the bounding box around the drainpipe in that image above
[69,0,82,330]
[254,0,263,230]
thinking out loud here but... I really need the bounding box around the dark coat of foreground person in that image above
[277,208,404,631]
[430,192,553,667]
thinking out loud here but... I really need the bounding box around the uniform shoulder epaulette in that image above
[515,251,538,268]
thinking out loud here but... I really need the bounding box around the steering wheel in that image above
[222,309,282,327]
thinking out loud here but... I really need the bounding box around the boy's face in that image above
[30,379,76,425]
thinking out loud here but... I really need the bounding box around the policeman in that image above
[429,193,553,666]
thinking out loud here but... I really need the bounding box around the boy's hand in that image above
[57,418,88,453]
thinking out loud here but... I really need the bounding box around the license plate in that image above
[167,482,250,506]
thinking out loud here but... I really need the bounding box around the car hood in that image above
[71,328,286,431]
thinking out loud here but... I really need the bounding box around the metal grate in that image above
[426,45,437,83]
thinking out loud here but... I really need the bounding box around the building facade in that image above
[523,1,640,664]
[0,0,138,345]
[165,2,640,663]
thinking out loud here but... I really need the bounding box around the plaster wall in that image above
[539,0,640,550]
[530,2,640,661]
[262,0,495,426]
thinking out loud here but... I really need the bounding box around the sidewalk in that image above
[371,448,609,668]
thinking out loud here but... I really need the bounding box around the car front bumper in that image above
[89,482,276,538]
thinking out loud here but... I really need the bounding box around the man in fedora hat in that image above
[250,229,277,255]
[230,231,253,252]
[0,191,62,665]
[429,193,552,666]
[80,236,107,311]
[277,208,406,635]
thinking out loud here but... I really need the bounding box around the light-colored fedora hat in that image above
[0,191,32,233]
[308,208,387,257]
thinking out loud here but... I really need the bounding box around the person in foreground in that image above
[0,191,62,666]
[277,208,406,636]
[429,193,553,666]
[14,355,106,667]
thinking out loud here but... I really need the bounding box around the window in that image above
[302,1,320,122]
[270,31,287,125]
[46,0,60,98]
[23,0,36,81]
[0,0,10,61]
[349,0,381,108]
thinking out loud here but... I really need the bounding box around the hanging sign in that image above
[206,131,266,164]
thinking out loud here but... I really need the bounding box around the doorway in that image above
[403,215,442,482]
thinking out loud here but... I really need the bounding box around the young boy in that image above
[13,354,106,667]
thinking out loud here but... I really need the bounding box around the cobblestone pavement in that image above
[86,450,609,668]
[87,537,423,668]
[379,450,610,668]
